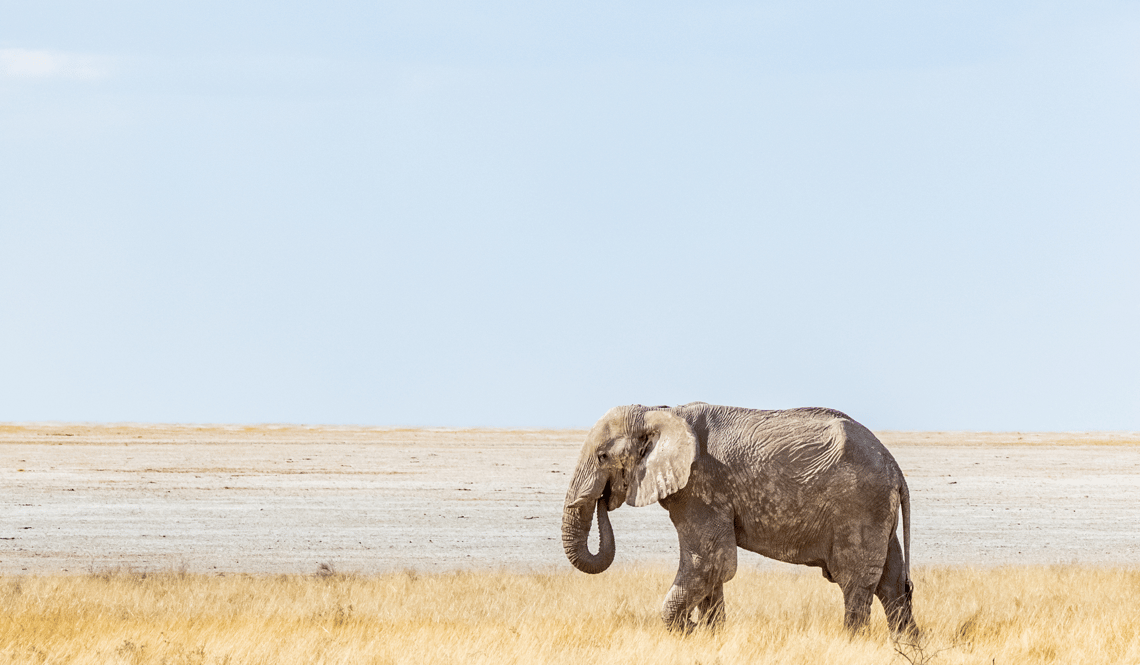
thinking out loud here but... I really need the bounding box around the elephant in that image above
[561,402,915,635]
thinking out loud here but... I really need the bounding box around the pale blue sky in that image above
[2,1,1138,430]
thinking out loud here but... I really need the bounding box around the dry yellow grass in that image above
[2,566,1138,664]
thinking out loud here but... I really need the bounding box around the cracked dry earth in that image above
[2,424,1139,574]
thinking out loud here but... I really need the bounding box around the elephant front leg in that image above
[695,582,726,628]
[661,581,699,633]
[661,533,737,631]
[663,581,725,632]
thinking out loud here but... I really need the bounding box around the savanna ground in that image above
[3,424,1140,663]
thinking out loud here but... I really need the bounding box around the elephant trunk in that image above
[561,497,615,574]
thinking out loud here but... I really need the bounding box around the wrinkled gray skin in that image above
[562,403,915,635]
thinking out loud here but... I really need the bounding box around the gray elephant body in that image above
[562,402,914,634]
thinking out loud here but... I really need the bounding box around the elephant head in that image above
[561,405,699,574]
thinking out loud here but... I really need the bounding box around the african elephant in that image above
[561,402,915,635]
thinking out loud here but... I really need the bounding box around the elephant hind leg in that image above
[840,582,875,633]
[875,535,918,638]
[832,558,882,633]
[831,518,895,634]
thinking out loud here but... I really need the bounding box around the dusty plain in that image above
[3,424,1139,574]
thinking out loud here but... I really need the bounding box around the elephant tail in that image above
[900,478,912,592]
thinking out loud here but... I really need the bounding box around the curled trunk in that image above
[561,497,615,574]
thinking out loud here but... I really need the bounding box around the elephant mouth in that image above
[602,477,628,511]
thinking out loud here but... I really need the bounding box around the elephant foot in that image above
[695,588,726,630]
[662,605,698,634]
[889,622,923,643]
[662,584,726,633]
[665,617,699,635]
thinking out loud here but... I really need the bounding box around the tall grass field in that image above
[2,566,1138,664]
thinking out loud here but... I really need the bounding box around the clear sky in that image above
[2,1,1137,430]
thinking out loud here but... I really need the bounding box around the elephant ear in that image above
[626,410,698,507]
